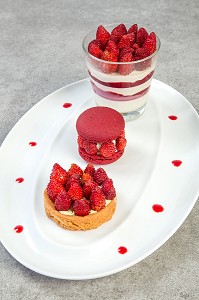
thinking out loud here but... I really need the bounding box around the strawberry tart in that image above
[44,163,117,230]
[76,106,127,164]
[82,23,160,118]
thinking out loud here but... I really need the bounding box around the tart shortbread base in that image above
[44,189,116,231]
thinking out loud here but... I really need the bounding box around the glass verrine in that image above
[82,23,161,121]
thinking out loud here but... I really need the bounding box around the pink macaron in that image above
[76,106,127,165]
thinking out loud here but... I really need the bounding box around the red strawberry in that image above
[117,33,135,49]
[132,43,140,50]
[82,172,93,183]
[83,140,98,155]
[88,40,103,58]
[118,52,134,75]
[90,190,106,211]
[136,27,148,46]
[110,23,127,43]
[73,199,91,216]
[119,47,134,58]
[134,47,149,59]
[105,40,119,59]
[94,167,108,185]
[116,137,127,151]
[100,50,118,73]
[50,163,69,185]
[68,163,83,176]
[54,190,72,211]
[77,135,85,148]
[83,179,98,199]
[65,174,81,191]
[128,24,138,36]
[84,164,95,176]
[101,178,116,200]
[134,47,151,70]
[96,25,111,49]
[100,141,116,157]
[143,33,157,55]
[68,182,83,201]
[46,180,65,202]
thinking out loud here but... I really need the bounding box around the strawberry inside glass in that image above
[82,23,160,120]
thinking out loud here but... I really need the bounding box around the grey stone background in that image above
[0,0,199,299]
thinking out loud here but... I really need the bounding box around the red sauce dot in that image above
[63,103,72,108]
[14,225,23,233]
[15,177,24,183]
[172,160,182,167]
[152,204,164,213]
[168,115,178,120]
[29,142,37,146]
[118,246,128,254]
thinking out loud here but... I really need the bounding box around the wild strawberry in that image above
[128,24,138,36]
[101,178,116,200]
[83,140,98,155]
[105,40,119,59]
[100,50,118,73]
[46,180,65,202]
[143,33,156,55]
[83,179,98,199]
[136,27,148,46]
[68,182,83,201]
[116,136,127,151]
[50,163,69,185]
[73,199,90,216]
[84,164,95,176]
[88,40,103,58]
[110,23,127,43]
[134,48,151,71]
[100,141,116,157]
[117,33,135,49]
[132,43,140,50]
[118,52,134,75]
[68,163,83,176]
[65,174,81,191]
[54,190,72,211]
[134,47,149,59]
[77,135,85,148]
[94,167,108,185]
[119,47,134,59]
[96,25,111,49]
[82,172,93,184]
[90,190,106,211]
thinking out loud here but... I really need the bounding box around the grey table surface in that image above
[0,0,199,299]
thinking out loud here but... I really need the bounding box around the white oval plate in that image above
[0,79,199,280]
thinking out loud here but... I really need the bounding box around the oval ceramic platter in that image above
[0,79,199,279]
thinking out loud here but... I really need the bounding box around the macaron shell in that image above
[76,106,125,143]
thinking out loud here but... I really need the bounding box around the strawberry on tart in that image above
[76,106,127,165]
[44,162,117,230]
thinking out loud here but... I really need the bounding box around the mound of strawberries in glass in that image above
[46,163,116,216]
[88,23,157,74]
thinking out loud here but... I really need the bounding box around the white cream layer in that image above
[94,93,148,113]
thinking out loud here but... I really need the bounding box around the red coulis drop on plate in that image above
[14,225,23,233]
[118,246,128,254]
[152,204,164,213]
[63,103,72,108]
[168,115,178,120]
[15,177,24,183]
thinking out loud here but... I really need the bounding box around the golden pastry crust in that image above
[44,189,116,231]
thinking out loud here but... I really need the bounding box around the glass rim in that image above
[82,23,161,65]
